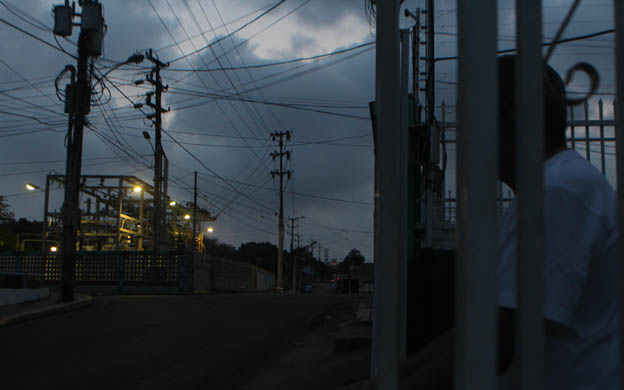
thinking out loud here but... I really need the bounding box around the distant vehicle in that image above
[303,284,313,293]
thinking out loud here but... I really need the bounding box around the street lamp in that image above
[26,183,40,191]
[133,185,142,193]
[184,214,191,220]
[207,227,214,233]
[50,246,58,252]
[92,53,145,89]
[169,200,176,206]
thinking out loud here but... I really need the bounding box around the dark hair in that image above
[497,55,568,148]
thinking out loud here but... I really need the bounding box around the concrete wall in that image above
[255,267,276,291]
[191,253,211,292]
[188,254,275,292]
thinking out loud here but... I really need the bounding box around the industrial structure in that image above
[39,174,216,253]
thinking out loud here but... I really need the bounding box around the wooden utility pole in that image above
[54,0,105,301]
[405,7,422,122]
[270,131,292,291]
[288,216,304,293]
[144,49,169,252]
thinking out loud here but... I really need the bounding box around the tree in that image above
[0,218,42,252]
[238,241,280,272]
[203,237,237,259]
[0,196,14,223]
[338,248,366,274]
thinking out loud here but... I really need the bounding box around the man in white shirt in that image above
[361,56,619,389]
[496,55,619,389]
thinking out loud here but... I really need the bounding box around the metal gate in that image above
[372,1,624,389]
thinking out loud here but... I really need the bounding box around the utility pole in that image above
[318,244,322,263]
[192,171,198,251]
[405,7,422,123]
[54,0,104,302]
[143,49,170,252]
[425,0,438,247]
[288,216,304,293]
[270,131,292,292]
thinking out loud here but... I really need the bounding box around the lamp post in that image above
[25,182,52,253]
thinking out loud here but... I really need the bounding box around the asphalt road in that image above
[1,289,353,390]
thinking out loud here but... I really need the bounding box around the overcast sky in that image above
[0,0,617,262]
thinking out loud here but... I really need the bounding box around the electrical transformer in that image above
[53,4,73,37]
[81,2,104,56]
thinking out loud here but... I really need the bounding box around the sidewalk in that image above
[0,288,94,326]
[242,295,373,390]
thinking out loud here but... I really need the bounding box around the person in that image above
[361,55,620,389]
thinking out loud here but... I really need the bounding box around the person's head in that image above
[497,55,568,188]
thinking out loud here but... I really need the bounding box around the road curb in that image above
[0,293,94,327]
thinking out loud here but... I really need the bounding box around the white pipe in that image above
[515,1,545,389]
[372,0,402,388]
[455,2,498,390]
[613,3,624,389]
[399,28,410,360]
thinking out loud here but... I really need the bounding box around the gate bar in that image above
[515,1,545,390]
[455,2,498,390]
[399,28,410,360]
[613,3,624,389]
[372,0,402,388]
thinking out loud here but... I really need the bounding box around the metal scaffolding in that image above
[40,174,215,253]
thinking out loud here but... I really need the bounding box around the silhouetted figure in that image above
[361,55,619,390]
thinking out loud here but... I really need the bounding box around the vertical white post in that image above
[570,107,576,149]
[399,28,410,360]
[613,3,624,389]
[584,101,591,161]
[372,0,401,388]
[455,2,498,390]
[599,99,606,176]
[516,1,545,390]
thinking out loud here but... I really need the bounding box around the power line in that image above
[165,41,377,72]
[168,0,287,64]
[164,87,371,120]
[154,1,276,53]
[435,28,615,62]
[149,0,275,207]
[197,172,374,206]
[0,17,77,59]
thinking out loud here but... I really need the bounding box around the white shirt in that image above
[498,149,620,390]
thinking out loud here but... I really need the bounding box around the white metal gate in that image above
[372,1,624,389]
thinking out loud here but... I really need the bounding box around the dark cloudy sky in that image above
[0,0,617,262]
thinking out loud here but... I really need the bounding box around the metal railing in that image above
[372,1,624,389]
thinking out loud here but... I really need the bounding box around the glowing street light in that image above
[207,227,214,233]
[133,186,142,193]
[26,183,40,191]
[184,214,191,220]
[169,200,176,206]
[50,246,58,252]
